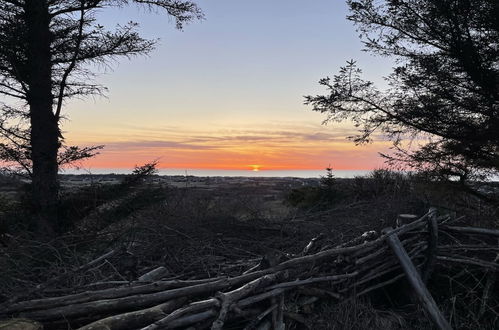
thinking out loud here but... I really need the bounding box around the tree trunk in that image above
[25,0,59,234]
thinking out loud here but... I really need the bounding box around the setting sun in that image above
[250,165,261,172]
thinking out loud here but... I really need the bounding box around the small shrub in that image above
[351,168,412,199]
[286,167,343,209]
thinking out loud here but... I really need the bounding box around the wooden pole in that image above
[383,227,453,330]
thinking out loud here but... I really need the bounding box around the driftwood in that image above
[2,209,498,330]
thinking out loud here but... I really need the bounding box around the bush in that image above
[351,169,412,199]
[286,168,342,209]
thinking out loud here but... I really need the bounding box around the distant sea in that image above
[62,168,372,179]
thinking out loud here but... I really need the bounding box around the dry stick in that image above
[265,272,358,290]
[355,273,406,297]
[76,298,187,330]
[236,288,288,308]
[138,267,170,282]
[345,249,427,294]
[160,288,291,328]
[140,299,220,330]
[257,214,427,275]
[20,278,231,321]
[140,273,281,330]
[355,245,389,265]
[268,263,286,330]
[349,247,394,273]
[442,226,499,237]
[16,263,280,322]
[334,230,378,249]
[423,209,438,283]
[298,286,341,299]
[355,259,426,296]
[436,255,499,270]
[354,234,422,266]
[165,309,218,329]
[384,227,453,330]
[129,216,426,295]
[80,281,130,288]
[301,233,326,256]
[211,273,282,330]
[197,230,384,291]
[145,296,274,330]
[242,263,261,275]
[396,214,418,227]
[353,239,427,281]
[354,264,402,289]
[5,278,222,314]
[242,304,277,330]
[151,288,284,329]
[438,244,499,252]
[355,252,401,276]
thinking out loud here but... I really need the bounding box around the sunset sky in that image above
[63,0,394,172]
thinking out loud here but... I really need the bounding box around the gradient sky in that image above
[63,0,395,171]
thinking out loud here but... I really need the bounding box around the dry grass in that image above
[1,169,498,328]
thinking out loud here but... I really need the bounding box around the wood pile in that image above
[1,209,498,330]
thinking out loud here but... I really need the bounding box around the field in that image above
[0,170,498,329]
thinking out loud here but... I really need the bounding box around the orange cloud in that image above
[65,122,391,171]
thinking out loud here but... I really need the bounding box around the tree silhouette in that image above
[306,0,499,191]
[0,0,203,233]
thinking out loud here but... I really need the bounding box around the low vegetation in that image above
[0,166,497,329]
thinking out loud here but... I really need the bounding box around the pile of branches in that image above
[1,210,498,329]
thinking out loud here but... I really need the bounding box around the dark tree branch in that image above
[54,0,85,120]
